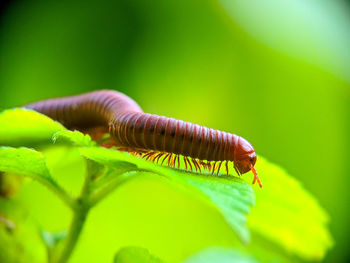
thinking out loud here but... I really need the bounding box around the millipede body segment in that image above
[24,90,262,187]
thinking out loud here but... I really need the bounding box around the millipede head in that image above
[233,137,262,188]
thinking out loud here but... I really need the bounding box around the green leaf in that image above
[247,157,333,261]
[53,130,96,147]
[80,147,255,244]
[182,247,259,263]
[114,247,165,263]
[40,230,67,263]
[0,147,74,208]
[40,230,67,249]
[0,147,52,181]
[0,108,65,146]
[174,173,254,243]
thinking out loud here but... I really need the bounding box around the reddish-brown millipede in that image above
[24,90,262,187]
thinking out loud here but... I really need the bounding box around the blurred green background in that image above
[0,0,349,262]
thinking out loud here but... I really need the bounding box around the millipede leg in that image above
[154,152,163,163]
[161,153,170,166]
[173,154,177,167]
[233,164,241,176]
[168,154,173,167]
[142,152,153,160]
[194,159,201,173]
[171,155,176,167]
[149,153,158,162]
[199,161,207,170]
[185,157,192,171]
[225,161,229,175]
[145,152,156,161]
[207,161,212,171]
[216,161,222,175]
[174,155,179,168]
[183,157,188,170]
[211,162,217,175]
[191,158,199,172]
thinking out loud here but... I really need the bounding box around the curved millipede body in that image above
[24,90,262,187]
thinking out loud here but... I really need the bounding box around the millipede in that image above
[24,90,262,187]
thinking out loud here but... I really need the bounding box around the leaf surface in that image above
[0,146,73,207]
[53,130,96,147]
[0,147,52,182]
[248,157,333,260]
[0,109,65,146]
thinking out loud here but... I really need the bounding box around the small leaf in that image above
[0,147,52,182]
[80,147,255,243]
[40,230,67,249]
[247,157,333,261]
[0,108,65,146]
[182,247,259,263]
[0,147,74,208]
[53,130,96,147]
[114,247,165,263]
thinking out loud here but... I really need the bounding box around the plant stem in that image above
[54,160,97,263]
[55,204,88,263]
[40,178,75,210]
[53,161,140,262]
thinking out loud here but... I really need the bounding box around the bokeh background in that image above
[0,0,349,262]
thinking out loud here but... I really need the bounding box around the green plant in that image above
[0,109,333,263]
